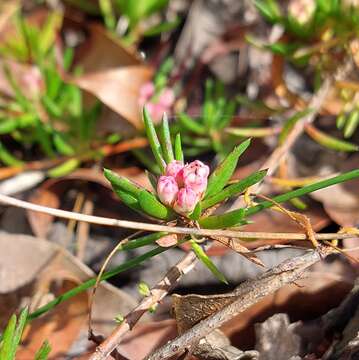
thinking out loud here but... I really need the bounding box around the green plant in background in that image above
[99,0,180,44]
[174,79,237,159]
[0,11,103,176]
[0,307,51,360]
[0,11,62,63]
[252,0,359,138]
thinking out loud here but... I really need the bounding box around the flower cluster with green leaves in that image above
[103,107,359,281]
[105,108,267,228]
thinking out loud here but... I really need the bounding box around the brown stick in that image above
[89,250,199,360]
[146,249,329,359]
[0,193,355,242]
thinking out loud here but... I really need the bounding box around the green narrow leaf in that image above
[190,239,228,284]
[120,232,168,251]
[34,340,51,360]
[305,124,358,152]
[205,139,251,198]
[63,47,74,71]
[3,65,32,111]
[99,0,116,30]
[174,133,184,162]
[0,119,18,134]
[202,170,267,209]
[146,170,158,192]
[0,142,23,166]
[159,113,174,163]
[42,95,62,118]
[28,244,173,321]
[245,169,359,217]
[47,158,80,178]
[279,109,312,144]
[39,12,62,55]
[189,202,202,221]
[336,113,347,130]
[254,0,282,22]
[104,168,143,197]
[143,107,166,172]
[35,122,55,158]
[53,133,75,156]
[138,190,172,220]
[344,110,359,138]
[178,113,206,135]
[0,314,16,360]
[198,208,246,229]
[114,189,143,213]
[226,127,278,138]
[143,17,181,37]
[10,307,28,359]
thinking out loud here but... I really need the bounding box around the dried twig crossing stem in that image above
[146,250,329,360]
[90,250,199,360]
[0,193,354,242]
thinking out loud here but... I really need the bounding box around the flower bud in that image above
[183,160,210,195]
[157,176,178,205]
[174,186,198,214]
[139,82,155,105]
[158,88,175,108]
[165,160,184,178]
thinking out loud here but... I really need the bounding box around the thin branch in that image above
[90,250,199,360]
[0,193,355,241]
[146,249,330,360]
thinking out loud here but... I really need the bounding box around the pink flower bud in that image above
[174,186,198,214]
[158,88,175,108]
[157,176,178,205]
[183,160,210,195]
[165,160,184,178]
[139,82,155,104]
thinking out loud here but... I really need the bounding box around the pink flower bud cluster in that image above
[139,82,175,121]
[157,160,210,215]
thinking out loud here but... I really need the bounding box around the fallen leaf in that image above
[0,232,137,357]
[75,24,143,73]
[74,65,153,129]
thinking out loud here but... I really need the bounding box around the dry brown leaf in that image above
[172,293,238,334]
[76,24,143,73]
[17,279,88,359]
[74,66,153,129]
[0,233,136,359]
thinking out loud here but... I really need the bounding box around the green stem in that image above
[246,169,359,216]
[28,244,167,321]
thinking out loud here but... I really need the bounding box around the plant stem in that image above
[246,169,359,216]
[28,245,167,321]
